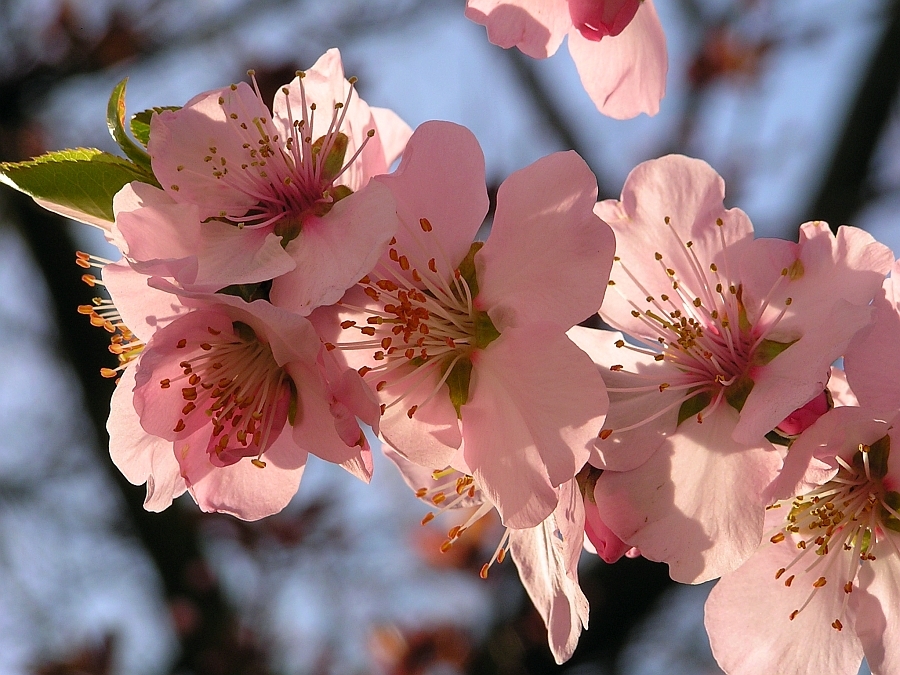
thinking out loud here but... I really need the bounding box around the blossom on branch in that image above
[315,120,613,529]
[573,155,892,582]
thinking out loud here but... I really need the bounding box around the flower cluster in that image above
[1,9,898,673]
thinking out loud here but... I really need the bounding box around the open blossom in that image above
[117,48,409,310]
[385,447,588,664]
[705,406,900,675]
[103,264,377,520]
[465,0,666,118]
[315,120,612,529]
[571,155,892,582]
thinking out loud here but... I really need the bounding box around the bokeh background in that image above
[0,0,897,673]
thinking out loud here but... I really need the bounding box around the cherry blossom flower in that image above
[705,406,900,675]
[385,447,588,664]
[315,120,612,529]
[465,0,667,118]
[570,155,892,582]
[136,48,409,310]
[104,270,376,520]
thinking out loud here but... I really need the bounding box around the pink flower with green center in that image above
[104,268,376,520]
[465,0,666,118]
[570,154,892,582]
[313,120,612,529]
[127,48,409,311]
[705,406,900,675]
[385,446,589,664]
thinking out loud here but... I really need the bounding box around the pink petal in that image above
[287,360,373,483]
[377,362,463,470]
[465,0,570,58]
[112,182,202,283]
[596,155,754,338]
[107,366,186,511]
[149,82,269,220]
[268,179,398,315]
[705,540,864,675]
[476,151,613,331]
[373,121,488,280]
[463,323,608,528]
[508,480,589,664]
[369,106,413,168]
[102,261,189,343]
[179,424,307,521]
[845,263,900,411]
[133,309,237,441]
[566,326,677,472]
[567,0,667,119]
[595,407,782,582]
[855,549,900,675]
[193,220,295,288]
[735,299,872,444]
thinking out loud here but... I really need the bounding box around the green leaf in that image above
[0,148,151,224]
[131,106,181,147]
[443,355,473,418]
[107,79,156,178]
[677,390,712,426]
[752,338,799,367]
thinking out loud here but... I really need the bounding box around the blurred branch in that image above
[804,0,900,229]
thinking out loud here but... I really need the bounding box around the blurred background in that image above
[0,0,897,672]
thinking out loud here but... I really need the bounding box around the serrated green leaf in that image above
[131,106,181,147]
[677,390,712,426]
[107,78,156,177]
[0,148,151,224]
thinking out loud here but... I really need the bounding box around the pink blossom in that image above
[705,406,900,675]
[138,49,409,311]
[385,447,588,664]
[106,276,375,520]
[316,120,612,529]
[465,0,666,118]
[571,155,892,582]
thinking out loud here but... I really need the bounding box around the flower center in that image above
[331,223,500,419]
[602,217,795,435]
[199,71,375,243]
[159,321,293,467]
[767,435,900,631]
